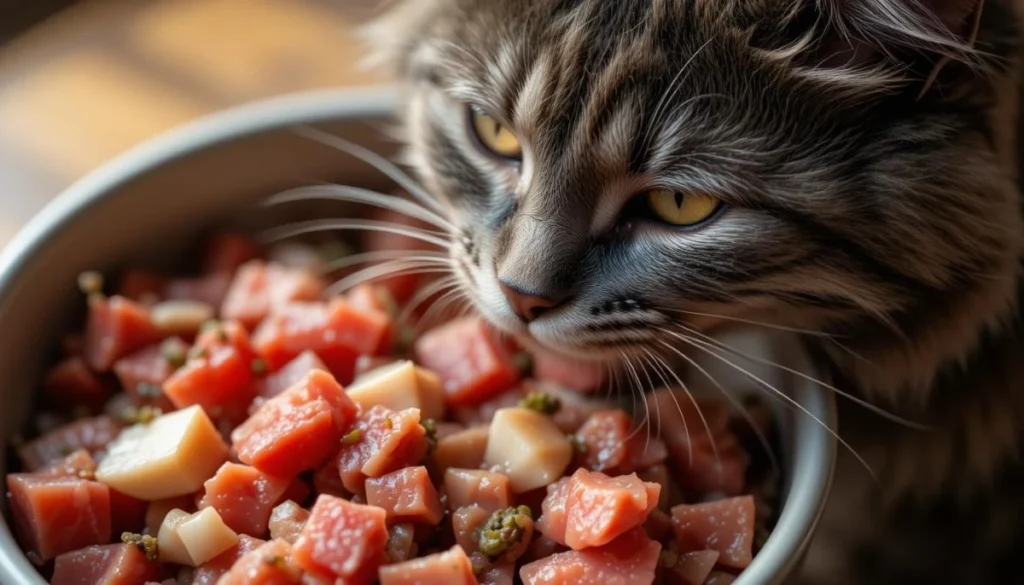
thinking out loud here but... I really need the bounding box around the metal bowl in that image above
[0,86,836,585]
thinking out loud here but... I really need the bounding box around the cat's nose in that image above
[499,280,564,322]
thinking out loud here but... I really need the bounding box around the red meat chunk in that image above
[536,469,660,550]
[519,527,661,585]
[40,449,97,477]
[252,299,391,385]
[199,463,292,537]
[50,543,161,585]
[232,370,358,477]
[255,350,328,400]
[335,405,429,494]
[162,343,255,424]
[17,416,122,471]
[443,468,511,513]
[201,233,262,275]
[661,549,720,585]
[164,272,233,309]
[414,317,520,406]
[117,270,167,303]
[293,495,388,584]
[217,538,303,585]
[191,534,266,585]
[573,411,633,473]
[7,474,111,563]
[530,352,606,395]
[378,545,478,585]
[221,261,325,329]
[42,356,108,411]
[85,296,160,372]
[109,489,149,538]
[113,339,186,410]
[269,500,311,544]
[671,496,755,569]
[365,466,444,525]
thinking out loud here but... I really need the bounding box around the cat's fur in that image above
[362,0,1024,582]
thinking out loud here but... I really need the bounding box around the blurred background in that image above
[0,0,387,247]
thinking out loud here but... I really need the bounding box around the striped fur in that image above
[364,0,1024,582]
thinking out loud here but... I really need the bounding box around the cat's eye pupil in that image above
[674,192,684,208]
[468,106,523,161]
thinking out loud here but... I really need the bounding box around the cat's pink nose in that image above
[499,280,561,322]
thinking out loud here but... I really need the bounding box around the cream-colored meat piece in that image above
[95,405,229,500]
[483,407,572,493]
[150,300,215,336]
[176,507,240,565]
[156,509,193,565]
[346,360,445,420]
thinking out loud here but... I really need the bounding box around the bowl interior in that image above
[0,89,834,585]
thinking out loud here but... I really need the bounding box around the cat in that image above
[359,0,1024,582]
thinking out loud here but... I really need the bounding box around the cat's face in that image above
[366,0,1021,372]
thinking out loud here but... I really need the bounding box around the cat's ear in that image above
[358,0,444,74]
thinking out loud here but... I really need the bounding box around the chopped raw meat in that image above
[117,270,167,303]
[95,405,229,500]
[573,410,633,472]
[345,284,396,354]
[50,543,161,585]
[163,322,258,423]
[433,425,489,473]
[145,495,196,535]
[201,233,262,275]
[42,356,107,411]
[217,538,303,585]
[378,545,478,585]
[336,405,429,494]
[444,469,511,513]
[536,469,660,550]
[113,340,185,410]
[85,296,160,372]
[199,462,292,537]
[174,507,241,566]
[221,261,325,328]
[252,299,391,384]
[17,416,122,471]
[7,473,111,562]
[451,505,490,557]
[255,350,327,400]
[361,204,443,305]
[483,408,572,493]
[704,571,737,585]
[671,496,755,569]
[477,563,515,585]
[109,489,149,538]
[385,523,417,563]
[150,300,216,338]
[232,369,358,477]
[662,549,719,585]
[365,466,444,525]
[414,317,521,406]
[269,500,311,544]
[40,448,97,477]
[530,352,606,395]
[293,494,388,584]
[191,534,265,585]
[165,273,233,309]
[451,388,525,427]
[280,476,311,507]
[519,527,661,585]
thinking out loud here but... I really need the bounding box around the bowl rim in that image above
[0,85,836,585]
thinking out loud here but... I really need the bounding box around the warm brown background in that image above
[0,0,386,248]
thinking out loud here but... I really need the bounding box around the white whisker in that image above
[327,261,452,297]
[321,250,451,275]
[259,219,450,249]
[264,184,454,230]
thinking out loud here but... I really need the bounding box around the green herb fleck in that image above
[421,418,438,453]
[477,505,533,561]
[251,358,268,377]
[161,339,187,369]
[342,429,362,446]
[121,405,162,425]
[519,391,561,416]
[200,319,227,341]
[513,351,533,375]
[136,382,163,400]
[384,417,394,431]
[121,532,159,561]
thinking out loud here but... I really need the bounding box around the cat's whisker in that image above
[321,250,451,275]
[659,328,878,482]
[670,323,931,431]
[618,349,651,447]
[414,287,473,333]
[660,307,844,339]
[326,261,452,297]
[398,276,460,326]
[641,37,714,151]
[641,343,717,468]
[290,125,448,216]
[651,338,777,476]
[263,184,455,231]
[259,219,451,249]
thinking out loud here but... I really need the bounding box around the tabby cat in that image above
[359,0,1024,582]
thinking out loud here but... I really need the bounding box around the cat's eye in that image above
[646,189,721,227]
[469,109,522,160]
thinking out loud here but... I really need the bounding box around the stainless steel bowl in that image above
[0,86,836,585]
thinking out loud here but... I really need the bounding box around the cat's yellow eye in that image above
[470,109,522,159]
[646,189,720,227]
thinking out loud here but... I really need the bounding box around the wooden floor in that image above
[0,0,388,247]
